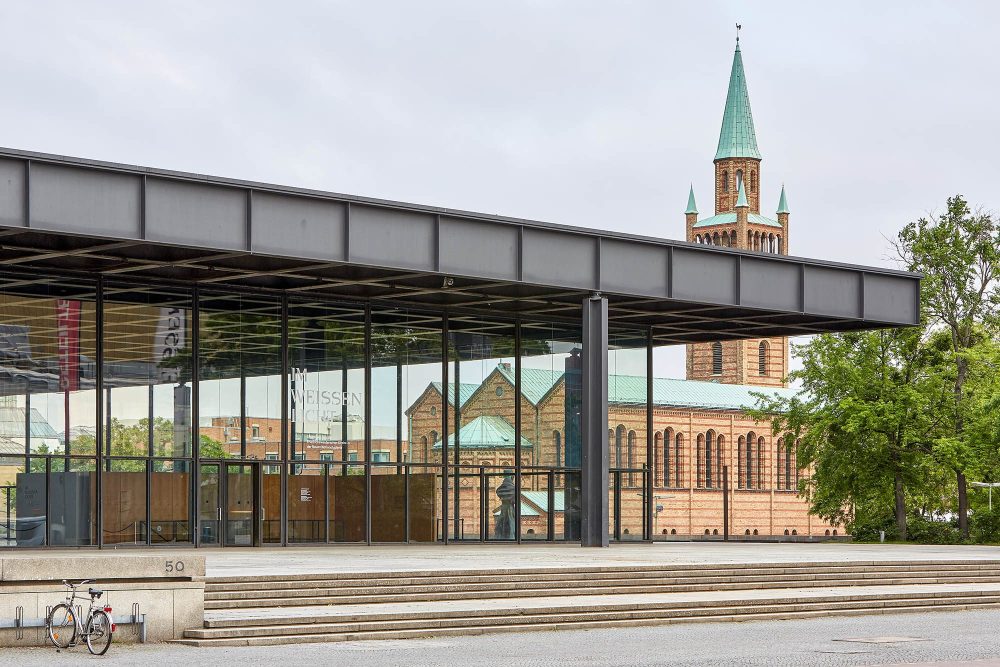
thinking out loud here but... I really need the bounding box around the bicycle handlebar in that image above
[61,579,94,588]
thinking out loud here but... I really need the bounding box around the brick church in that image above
[407,39,840,540]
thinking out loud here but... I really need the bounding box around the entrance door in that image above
[198,461,260,546]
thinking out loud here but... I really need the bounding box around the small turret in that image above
[735,179,749,227]
[776,184,789,254]
[685,184,699,232]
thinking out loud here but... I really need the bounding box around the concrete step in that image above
[204,560,1000,589]
[178,593,1000,646]
[204,575,1000,610]
[205,570,1000,597]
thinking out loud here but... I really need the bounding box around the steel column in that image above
[581,295,609,547]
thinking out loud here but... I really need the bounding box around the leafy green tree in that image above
[896,195,1000,537]
[751,326,946,539]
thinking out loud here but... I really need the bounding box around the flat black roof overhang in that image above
[0,147,920,345]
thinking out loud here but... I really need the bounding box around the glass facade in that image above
[0,270,662,549]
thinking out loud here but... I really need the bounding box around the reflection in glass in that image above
[151,460,191,543]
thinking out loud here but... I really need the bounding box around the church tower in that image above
[685,38,790,388]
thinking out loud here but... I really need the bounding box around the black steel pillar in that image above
[581,295,609,547]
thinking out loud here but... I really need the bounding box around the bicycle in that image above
[46,579,114,655]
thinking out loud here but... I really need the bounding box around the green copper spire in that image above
[715,42,761,161]
[735,179,749,208]
[776,184,790,214]
[685,184,698,215]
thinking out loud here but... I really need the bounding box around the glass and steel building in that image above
[0,148,920,548]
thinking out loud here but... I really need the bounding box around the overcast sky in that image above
[2,1,997,380]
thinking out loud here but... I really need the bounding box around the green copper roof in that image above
[692,212,782,229]
[715,44,761,161]
[735,179,749,208]
[685,185,698,215]
[776,184,790,214]
[496,364,562,405]
[432,415,533,450]
[430,382,479,407]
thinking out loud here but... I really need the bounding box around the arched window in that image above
[421,436,429,463]
[750,170,757,193]
[745,431,755,490]
[770,233,776,253]
[554,430,562,467]
[712,232,720,245]
[736,169,743,191]
[777,235,783,254]
[757,436,766,489]
[716,435,725,486]
[721,232,729,247]
[722,170,729,193]
[712,342,723,375]
[615,425,625,470]
[730,230,737,246]
[758,340,768,375]
[753,231,760,251]
[776,438,785,490]
[747,230,753,247]
[705,430,715,488]
[792,439,800,487]
[696,433,706,488]
[627,430,636,486]
[654,431,664,486]
[674,432,684,488]
[695,234,701,244]
[428,431,437,463]
[737,436,746,488]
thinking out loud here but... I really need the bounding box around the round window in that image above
[495,386,504,397]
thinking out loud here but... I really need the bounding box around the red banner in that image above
[56,299,80,392]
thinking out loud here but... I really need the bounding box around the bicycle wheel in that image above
[46,603,77,649]
[85,609,113,656]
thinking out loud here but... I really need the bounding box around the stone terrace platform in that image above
[189,542,1000,578]
[7,542,997,578]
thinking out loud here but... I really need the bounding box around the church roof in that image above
[432,415,533,450]
[430,381,480,407]
[496,364,562,405]
[692,212,782,229]
[715,44,761,161]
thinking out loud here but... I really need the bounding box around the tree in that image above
[750,326,946,539]
[896,196,1000,537]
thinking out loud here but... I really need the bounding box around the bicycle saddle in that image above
[88,588,103,598]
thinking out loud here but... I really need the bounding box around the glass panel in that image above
[328,462,365,542]
[224,463,254,546]
[151,459,191,544]
[288,300,365,467]
[371,307,442,542]
[49,458,96,546]
[103,459,146,545]
[0,275,97,467]
[1,456,46,547]
[287,461,325,543]
[609,329,647,541]
[652,341,698,539]
[408,464,439,543]
[261,462,281,543]
[520,320,583,542]
[103,284,193,462]
[199,293,281,459]
[445,315,517,541]
[199,463,221,545]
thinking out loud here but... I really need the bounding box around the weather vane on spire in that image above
[736,23,742,45]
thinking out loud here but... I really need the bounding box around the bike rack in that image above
[0,604,147,643]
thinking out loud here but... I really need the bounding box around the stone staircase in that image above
[180,560,1000,646]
